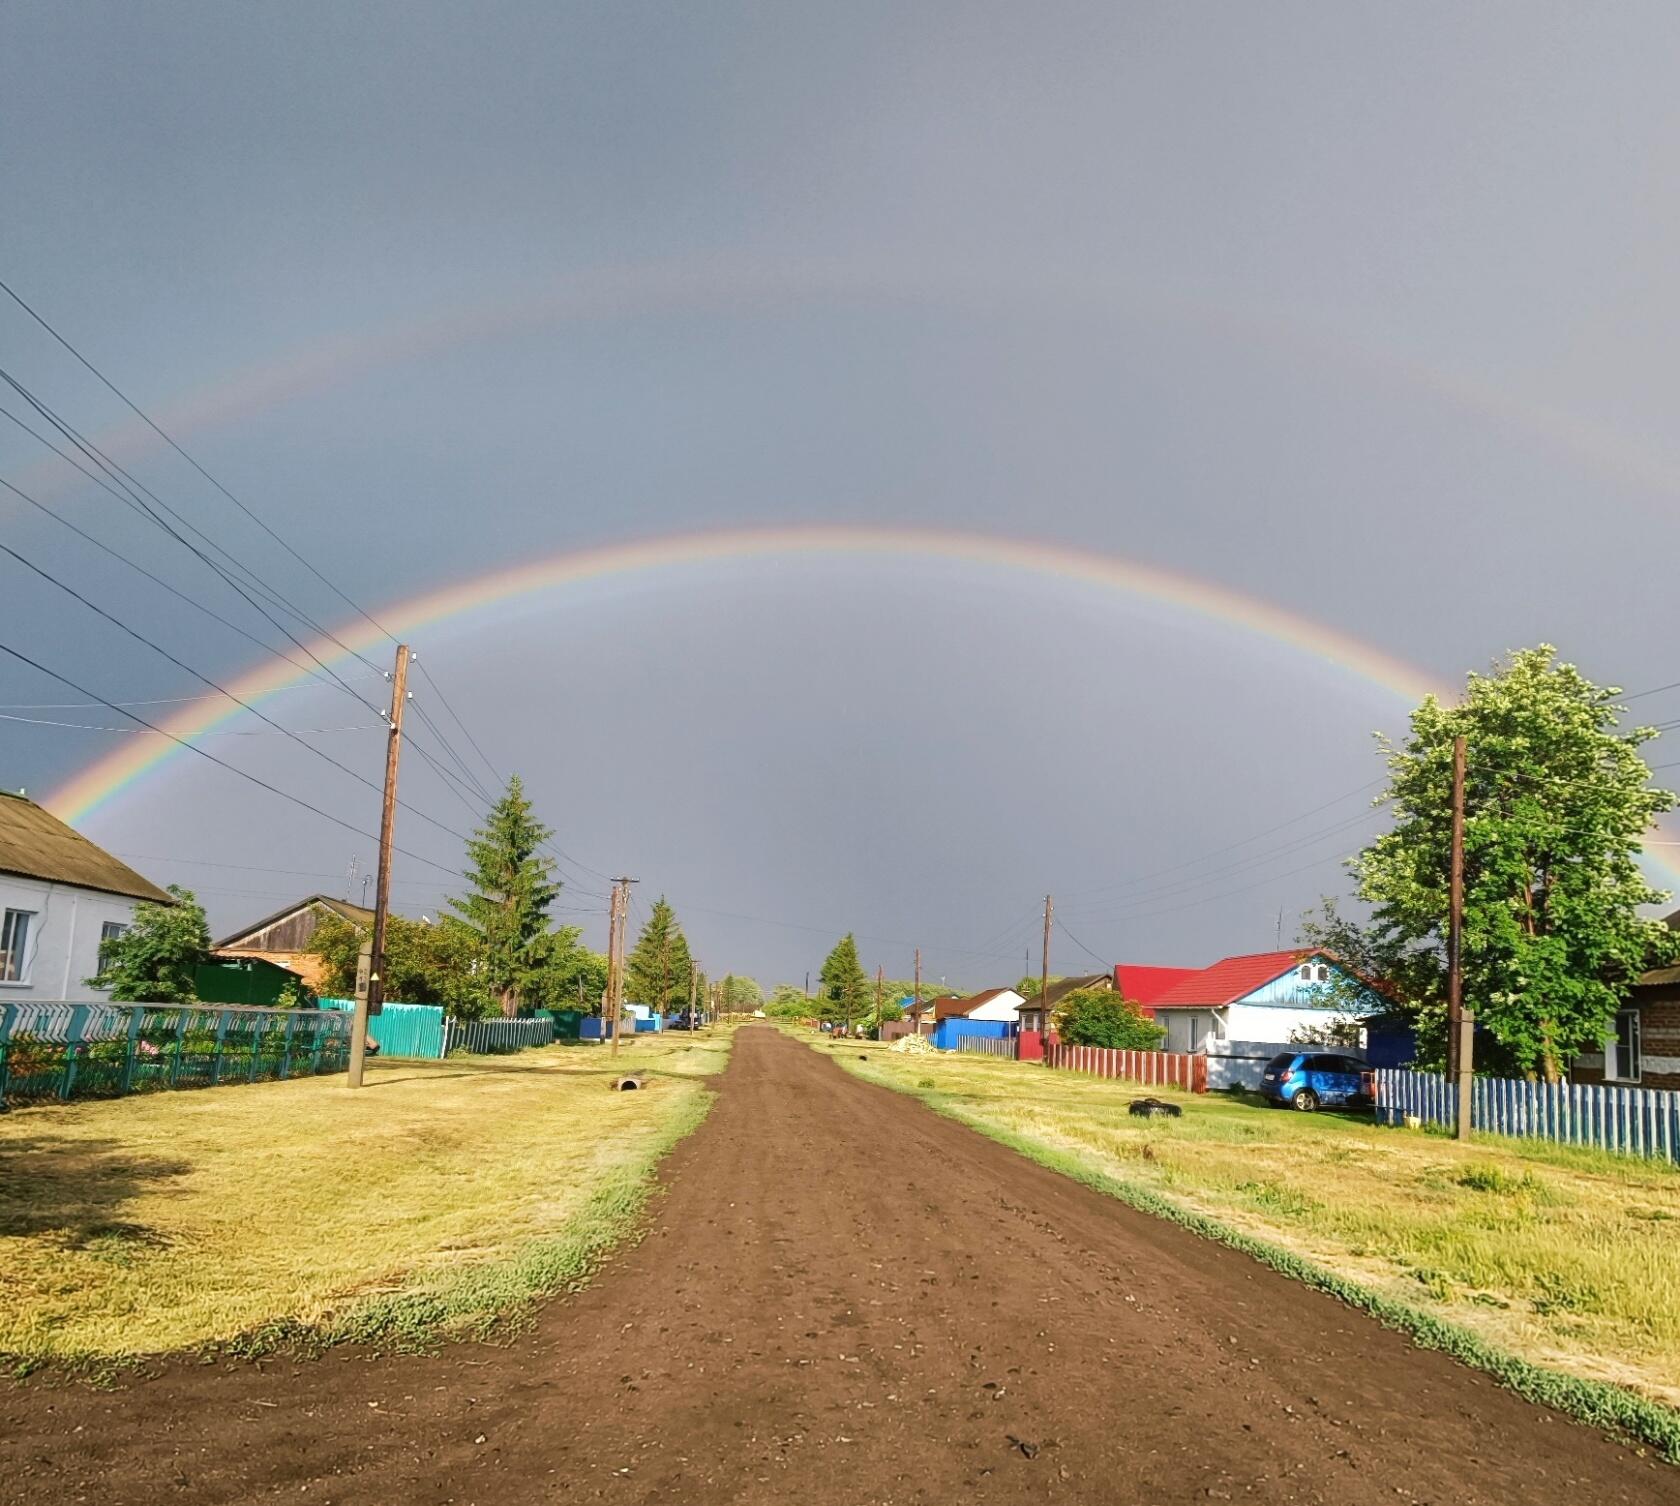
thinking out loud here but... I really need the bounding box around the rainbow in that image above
[14,260,1680,516]
[47,524,1447,827]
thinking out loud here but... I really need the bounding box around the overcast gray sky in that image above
[4,3,1679,989]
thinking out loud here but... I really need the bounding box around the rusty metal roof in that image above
[0,791,172,903]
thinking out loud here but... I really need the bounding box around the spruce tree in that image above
[818,933,870,1027]
[626,896,693,1014]
[447,774,559,1018]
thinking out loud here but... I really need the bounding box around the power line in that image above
[0,275,399,651]
[0,377,385,712]
[1054,915,1111,970]
[0,638,461,877]
[0,537,480,849]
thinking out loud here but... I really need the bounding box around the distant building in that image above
[214,894,378,994]
[1572,906,1680,1091]
[1146,949,1386,1054]
[0,790,172,1001]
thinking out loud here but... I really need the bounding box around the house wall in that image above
[221,904,337,953]
[965,990,1026,1022]
[1240,962,1383,1010]
[1226,1000,1359,1044]
[1160,1011,1218,1053]
[0,874,142,1001]
[1573,982,1680,1091]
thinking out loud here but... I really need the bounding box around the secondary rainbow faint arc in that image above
[45,525,1447,827]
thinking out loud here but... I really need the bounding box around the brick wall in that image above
[1571,981,1680,1091]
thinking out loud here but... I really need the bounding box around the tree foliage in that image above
[1349,647,1679,1079]
[1015,974,1064,999]
[88,885,209,1002]
[447,775,561,1018]
[718,973,764,1012]
[1052,988,1165,1050]
[310,911,491,1016]
[818,933,870,1024]
[765,983,812,1018]
[626,896,693,1014]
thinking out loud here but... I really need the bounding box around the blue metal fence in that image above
[1375,1067,1680,1164]
[319,999,444,1059]
[0,999,351,1105]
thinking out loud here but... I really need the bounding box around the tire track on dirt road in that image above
[0,1024,1670,1504]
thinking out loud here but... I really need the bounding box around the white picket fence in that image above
[441,1015,555,1055]
[1375,1068,1680,1164]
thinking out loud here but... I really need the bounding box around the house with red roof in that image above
[1146,949,1386,1055]
[1113,963,1203,1017]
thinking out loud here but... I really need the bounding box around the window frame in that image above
[0,907,36,985]
[1606,1008,1642,1084]
[97,919,130,978]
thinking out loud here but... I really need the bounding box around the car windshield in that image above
[1265,1053,1299,1073]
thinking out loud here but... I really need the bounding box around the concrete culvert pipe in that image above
[614,1077,644,1092]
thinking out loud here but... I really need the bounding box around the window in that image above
[1299,964,1314,981]
[1315,964,1330,983]
[1606,1010,1642,1083]
[0,908,33,983]
[98,920,129,976]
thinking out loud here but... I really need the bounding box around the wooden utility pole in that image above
[688,959,698,1027]
[913,947,922,1035]
[349,643,408,1089]
[1447,735,1472,1140]
[1039,893,1053,1065]
[606,877,637,1058]
[875,963,883,1036]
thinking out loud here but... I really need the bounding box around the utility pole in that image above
[688,959,698,1028]
[1447,735,1472,1140]
[875,963,883,1037]
[913,947,922,1035]
[606,877,637,1058]
[1039,893,1053,1065]
[349,643,409,1089]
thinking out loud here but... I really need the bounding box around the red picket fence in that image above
[1045,1041,1207,1093]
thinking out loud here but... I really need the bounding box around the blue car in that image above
[1260,1051,1373,1112]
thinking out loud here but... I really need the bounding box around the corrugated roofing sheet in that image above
[0,791,172,903]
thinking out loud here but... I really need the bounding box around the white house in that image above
[0,790,172,1002]
[939,986,1027,1022]
[1148,949,1385,1055]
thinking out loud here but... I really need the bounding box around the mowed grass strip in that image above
[0,1029,732,1369]
[822,1037,1680,1408]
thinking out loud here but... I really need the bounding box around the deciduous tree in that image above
[1351,647,1678,1079]
[88,885,209,1002]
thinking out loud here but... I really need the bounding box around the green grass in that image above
[0,1028,733,1372]
[811,1031,1680,1456]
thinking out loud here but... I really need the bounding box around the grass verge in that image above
[1,1027,733,1375]
[811,1033,1680,1462]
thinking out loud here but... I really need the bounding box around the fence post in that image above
[61,1005,90,1100]
[280,1010,297,1080]
[210,1010,231,1085]
[309,1013,326,1075]
[119,1005,144,1093]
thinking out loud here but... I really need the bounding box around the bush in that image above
[1054,989,1166,1050]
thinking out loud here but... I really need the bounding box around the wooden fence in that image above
[1375,1068,1680,1164]
[1047,1042,1208,1092]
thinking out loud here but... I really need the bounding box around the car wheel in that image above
[1291,1087,1319,1112]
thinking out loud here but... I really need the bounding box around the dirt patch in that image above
[0,1025,1670,1503]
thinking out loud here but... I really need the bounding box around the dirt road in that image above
[1,1025,1670,1504]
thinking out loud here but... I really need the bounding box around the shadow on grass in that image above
[0,1135,189,1247]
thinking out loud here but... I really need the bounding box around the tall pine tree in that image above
[626,896,694,1014]
[447,774,560,1018]
[818,933,870,1027]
